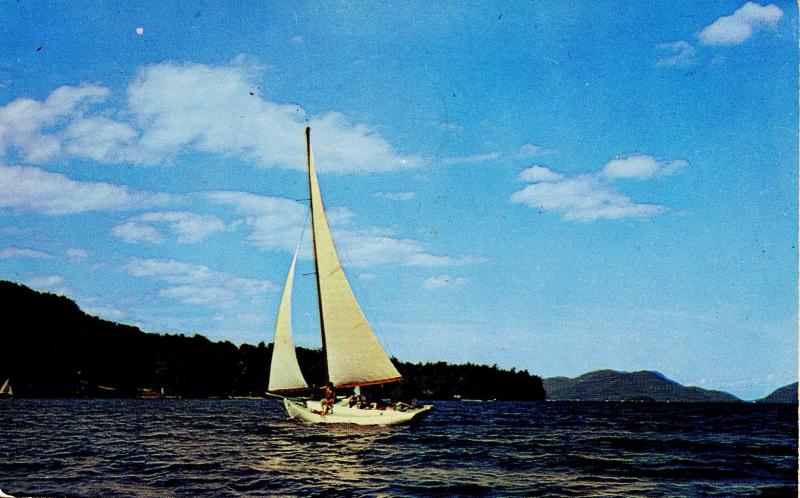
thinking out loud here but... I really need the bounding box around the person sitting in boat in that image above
[321,382,336,415]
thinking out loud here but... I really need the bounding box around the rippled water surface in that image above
[0,400,796,497]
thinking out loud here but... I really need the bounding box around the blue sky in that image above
[0,1,795,399]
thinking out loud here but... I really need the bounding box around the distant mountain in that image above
[758,382,798,404]
[543,369,741,402]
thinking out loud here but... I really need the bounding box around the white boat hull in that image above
[283,398,432,426]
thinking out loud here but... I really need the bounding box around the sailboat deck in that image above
[284,398,432,426]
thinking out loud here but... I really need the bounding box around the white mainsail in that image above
[0,378,11,396]
[306,128,403,388]
[267,246,309,393]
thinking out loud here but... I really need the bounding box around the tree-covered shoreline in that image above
[0,281,545,401]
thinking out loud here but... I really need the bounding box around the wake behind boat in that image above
[266,127,431,425]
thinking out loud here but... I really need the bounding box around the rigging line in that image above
[297,207,311,251]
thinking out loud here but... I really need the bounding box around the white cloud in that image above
[423,274,468,290]
[333,228,487,268]
[66,248,89,262]
[440,151,500,165]
[205,191,307,252]
[27,275,64,287]
[83,304,127,321]
[0,83,109,163]
[512,174,664,221]
[334,229,425,267]
[159,285,238,306]
[0,246,52,259]
[0,162,170,215]
[404,253,489,267]
[23,274,70,295]
[698,2,783,46]
[207,190,486,268]
[111,220,164,244]
[234,312,268,324]
[655,40,696,68]
[0,61,423,174]
[140,211,225,243]
[517,144,545,156]
[510,154,686,222]
[62,116,138,163]
[372,191,415,201]
[112,211,226,245]
[124,257,277,307]
[601,155,687,180]
[325,206,356,226]
[517,165,565,183]
[358,272,375,281]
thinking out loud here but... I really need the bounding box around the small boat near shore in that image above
[266,128,431,425]
[0,378,13,398]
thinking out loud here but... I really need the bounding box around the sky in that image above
[0,1,796,399]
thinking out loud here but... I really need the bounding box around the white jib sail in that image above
[307,134,402,388]
[268,246,309,393]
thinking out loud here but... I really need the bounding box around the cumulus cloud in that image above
[698,2,783,46]
[511,156,685,222]
[601,155,687,180]
[23,274,70,295]
[404,253,489,267]
[0,61,423,173]
[0,162,170,215]
[205,191,307,253]
[124,257,277,307]
[372,191,415,201]
[517,144,545,157]
[83,304,127,321]
[655,40,696,68]
[66,248,89,262]
[325,227,487,268]
[207,190,484,268]
[25,275,65,288]
[517,165,565,183]
[111,211,225,245]
[62,116,138,163]
[423,274,468,290]
[0,246,52,259]
[334,230,425,267]
[0,83,110,163]
[111,220,164,244]
[440,151,500,165]
[511,174,664,221]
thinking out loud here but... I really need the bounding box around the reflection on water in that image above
[0,399,796,497]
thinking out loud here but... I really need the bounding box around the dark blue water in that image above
[0,400,795,497]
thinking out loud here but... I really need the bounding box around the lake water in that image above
[0,399,796,497]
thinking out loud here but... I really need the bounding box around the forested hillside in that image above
[0,281,545,401]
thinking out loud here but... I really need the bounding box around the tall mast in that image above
[306,127,330,384]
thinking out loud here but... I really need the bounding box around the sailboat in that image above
[0,378,13,398]
[267,127,432,425]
